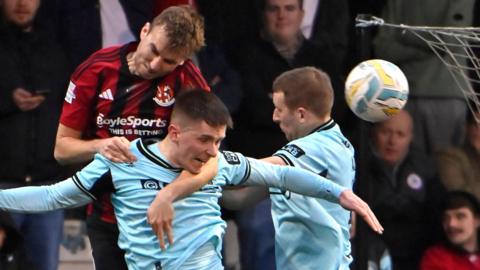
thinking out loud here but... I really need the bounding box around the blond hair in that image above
[151,5,205,57]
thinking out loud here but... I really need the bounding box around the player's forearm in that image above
[246,158,346,203]
[282,166,346,202]
[0,179,92,212]
[54,136,101,164]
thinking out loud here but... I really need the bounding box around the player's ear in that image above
[168,124,181,142]
[140,23,150,40]
[297,107,307,122]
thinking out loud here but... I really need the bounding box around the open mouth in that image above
[194,158,206,165]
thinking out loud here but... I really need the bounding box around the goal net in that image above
[357,15,480,122]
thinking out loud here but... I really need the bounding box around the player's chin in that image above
[188,160,204,174]
[184,165,201,174]
[141,72,158,80]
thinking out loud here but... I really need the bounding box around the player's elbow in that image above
[54,143,70,165]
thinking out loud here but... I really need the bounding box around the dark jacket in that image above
[45,0,154,71]
[227,37,344,157]
[0,211,35,270]
[0,22,69,187]
[366,147,445,270]
[196,44,243,114]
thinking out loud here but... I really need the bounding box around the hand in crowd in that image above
[339,190,384,234]
[96,137,137,163]
[12,88,45,111]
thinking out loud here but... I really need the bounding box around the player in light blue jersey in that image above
[221,67,369,270]
[0,91,381,270]
[269,66,356,270]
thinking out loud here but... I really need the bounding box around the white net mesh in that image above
[357,15,480,122]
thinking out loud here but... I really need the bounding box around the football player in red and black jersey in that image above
[54,5,214,270]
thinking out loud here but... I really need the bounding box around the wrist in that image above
[157,188,175,203]
[91,139,105,154]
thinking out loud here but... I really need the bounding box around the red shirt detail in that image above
[60,43,209,223]
[421,244,480,270]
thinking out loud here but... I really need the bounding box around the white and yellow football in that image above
[345,59,409,122]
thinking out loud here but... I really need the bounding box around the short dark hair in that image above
[172,90,233,128]
[443,191,480,217]
[273,67,334,118]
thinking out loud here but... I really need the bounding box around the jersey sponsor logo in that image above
[221,151,240,165]
[406,173,423,190]
[65,81,76,104]
[96,113,167,129]
[153,85,175,107]
[140,179,165,190]
[98,89,114,100]
[281,144,305,158]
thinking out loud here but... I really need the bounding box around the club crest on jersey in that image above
[153,85,175,107]
[281,144,305,158]
[221,151,240,165]
[140,179,164,190]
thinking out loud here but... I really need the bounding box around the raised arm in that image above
[147,156,218,250]
[245,158,345,201]
[245,158,384,234]
[0,178,93,212]
[54,123,136,164]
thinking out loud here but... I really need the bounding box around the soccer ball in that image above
[345,59,409,122]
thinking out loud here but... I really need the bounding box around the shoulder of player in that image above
[277,133,339,158]
[217,150,245,167]
[71,46,122,81]
[172,60,210,91]
[284,134,317,151]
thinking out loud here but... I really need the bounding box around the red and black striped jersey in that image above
[60,42,210,141]
[59,43,209,223]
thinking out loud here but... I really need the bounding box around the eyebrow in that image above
[163,57,178,65]
[150,43,179,65]
[199,134,225,141]
[149,43,160,56]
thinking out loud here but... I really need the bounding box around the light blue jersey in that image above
[0,138,346,270]
[272,119,356,270]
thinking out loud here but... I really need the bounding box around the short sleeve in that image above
[216,151,251,186]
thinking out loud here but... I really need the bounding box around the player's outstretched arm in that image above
[147,156,218,250]
[244,158,384,234]
[245,158,346,202]
[55,124,136,164]
[0,178,92,212]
